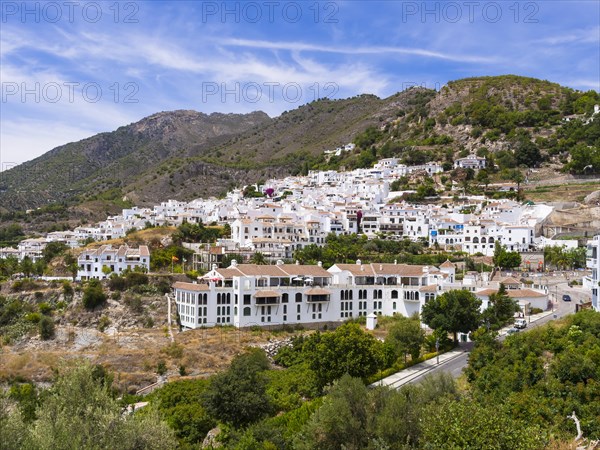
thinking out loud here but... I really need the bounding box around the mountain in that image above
[0,110,270,211]
[0,90,429,214]
[1,75,598,228]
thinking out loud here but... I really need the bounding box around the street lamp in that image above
[435,338,440,365]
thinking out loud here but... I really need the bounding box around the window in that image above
[243,307,251,316]
[243,295,251,305]
[391,290,398,299]
[295,293,302,303]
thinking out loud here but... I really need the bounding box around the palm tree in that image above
[250,252,267,265]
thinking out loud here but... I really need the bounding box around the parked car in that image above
[506,327,520,335]
[562,294,572,302]
[514,318,527,329]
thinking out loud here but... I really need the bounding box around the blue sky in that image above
[1,0,599,166]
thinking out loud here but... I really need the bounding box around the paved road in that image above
[385,282,580,388]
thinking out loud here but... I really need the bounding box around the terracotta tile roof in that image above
[476,288,546,298]
[304,287,332,295]
[499,277,521,285]
[254,290,281,298]
[371,263,426,276]
[331,264,376,276]
[419,285,438,292]
[440,260,456,269]
[234,264,288,277]
[215,268,244,278]
[279,264,331,277]
[173,281,209,291]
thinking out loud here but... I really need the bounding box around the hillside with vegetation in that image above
[2,75,597,231]
[316,76,599,175]
[2,309,598,449]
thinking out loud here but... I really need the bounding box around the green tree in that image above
[297,375,369,450]
[202,349,272,427]
[493,242,522,269]
[249,252,267,265]
[19,256,34,277]
[385,315,425,362]
[475,169,490,190]
[421,290,482,343]
[38,316,55,340]
[5,362,176,449]
[482,284,519,330]
[302,323,389,388]
[420,397,546,449]
[82,279,107,310]
[149,379,216,446]
[42,242,68,263]
[8,383,39,423]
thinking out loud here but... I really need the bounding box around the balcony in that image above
[254,290,281,305]
[305,287,332,302]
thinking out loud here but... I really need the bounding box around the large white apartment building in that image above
[173,259,454,329]
[584,235,599,311]
[77,245,150,280]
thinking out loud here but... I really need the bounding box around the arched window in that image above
[295,293,302,303]
[243,307,251,316]
[489,237,495,243]
[473,237,479,243]
[481,237,487,243]
[391,290,398,299]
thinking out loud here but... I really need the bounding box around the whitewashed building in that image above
[584,235,599,311]
[77,245,150,280]
[454,154,486,170]
[173,260,450,329]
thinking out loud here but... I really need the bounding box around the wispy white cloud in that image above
[218,38,501,64]
[531,27,600,46]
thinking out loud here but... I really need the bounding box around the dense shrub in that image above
[39,316,55,340]
[82,280,107,310]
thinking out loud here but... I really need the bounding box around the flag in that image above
[172,256,179,262]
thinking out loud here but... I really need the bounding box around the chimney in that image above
[317,261,322,267]
[276,260,284,266]
[211,264,217,271]
[231,259,237,267]
[295,260,300,265]
[356,259,361,265]
[394,259,397,265]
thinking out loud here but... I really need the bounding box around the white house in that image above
[77,245,150,280]
[454,154,486,170]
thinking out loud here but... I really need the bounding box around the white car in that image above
[514,318,527,329]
